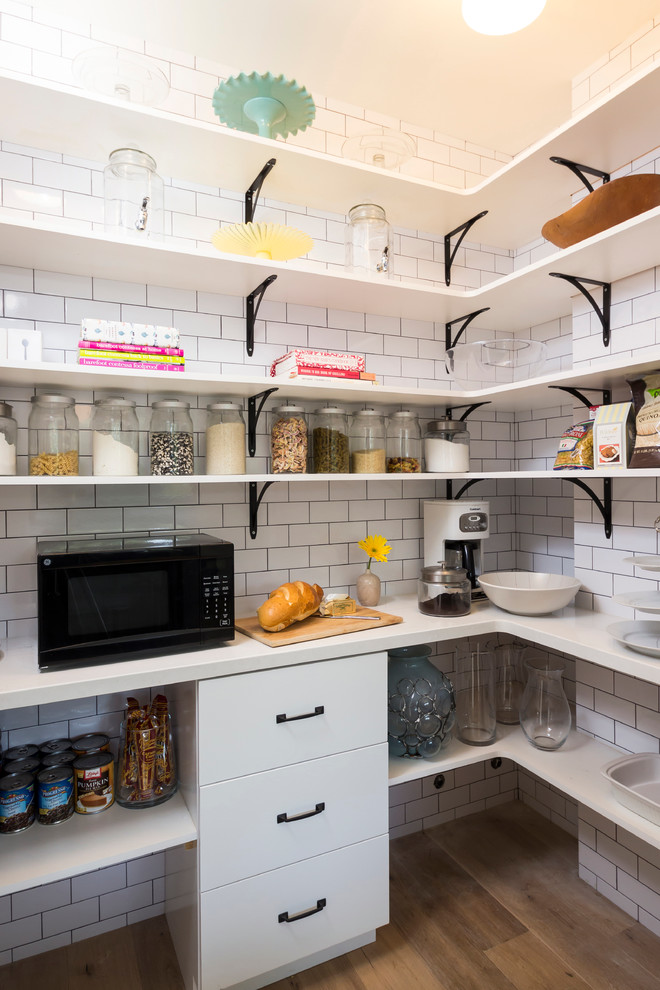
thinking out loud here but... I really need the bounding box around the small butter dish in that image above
[319,594,357,617]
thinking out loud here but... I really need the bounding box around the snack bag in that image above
[553,421,594,470]
[628,374,660,468]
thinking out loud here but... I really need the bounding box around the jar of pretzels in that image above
[116,695,177,808]
[28,394,79,476]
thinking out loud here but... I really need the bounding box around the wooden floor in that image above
[3,801,660,990]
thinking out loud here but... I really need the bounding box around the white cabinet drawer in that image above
[199,743,387,889]
[198,651,387,784]
[200,834,389,989]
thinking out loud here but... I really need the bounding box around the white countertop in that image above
[2,595,660,711]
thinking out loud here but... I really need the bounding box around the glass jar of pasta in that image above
[28,394,79,476]
[270,403,308,474]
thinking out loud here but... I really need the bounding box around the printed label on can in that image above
[74,759,114,814]
[37,768,74,826]
[0,774,35,833]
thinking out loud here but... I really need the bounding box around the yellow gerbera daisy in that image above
[358,534,391,568]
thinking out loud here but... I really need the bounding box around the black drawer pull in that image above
[277,802,325,824]
[276,705,324,724]
[278,898,326,924]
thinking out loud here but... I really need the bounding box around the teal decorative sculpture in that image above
[212,71,315,140]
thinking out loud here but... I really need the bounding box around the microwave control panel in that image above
[201,561,233,628]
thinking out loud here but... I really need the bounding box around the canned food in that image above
[41,751,76,768]
[71,734,110,756]
[73,752,114,814]
[4,744,38,763]
[37,766,74,826]
[40,738,72,756]
[4,758,40,777]
[0,772,35,833]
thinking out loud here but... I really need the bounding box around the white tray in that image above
[602,753,660,827]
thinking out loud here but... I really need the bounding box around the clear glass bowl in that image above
[445,338,548,388]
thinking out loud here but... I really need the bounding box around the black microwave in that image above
[37,533,234,671]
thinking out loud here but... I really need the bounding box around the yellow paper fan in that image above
[212,222,313,261]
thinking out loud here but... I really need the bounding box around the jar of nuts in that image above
[270,402,308,474]
[312,405,349,473]
[28,394,79,476]
[386,409,421,473]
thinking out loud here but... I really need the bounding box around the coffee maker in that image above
[423,499,490,601]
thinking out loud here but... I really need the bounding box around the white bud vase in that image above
[356,568,381,607]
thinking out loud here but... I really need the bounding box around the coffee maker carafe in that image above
[423,499,490,601]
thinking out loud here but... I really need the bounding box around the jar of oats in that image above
[270,403,308,474]
[206,401,246,475]
[350,408,386,473]
[28,394,79,476]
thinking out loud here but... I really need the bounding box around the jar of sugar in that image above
[0,401,17,476]
[424,418,470,472]
[92,397,140,476]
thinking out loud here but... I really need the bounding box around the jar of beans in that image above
[149,399,194,475]
[312,405,349,473]
[270,403,308,474]
[28,394,79,477]
[350,408,386,473]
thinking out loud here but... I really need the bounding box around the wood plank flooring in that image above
[2,801,660,989]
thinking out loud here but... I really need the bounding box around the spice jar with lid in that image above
[418,550,471,617]
[424,418,470,472]
[345,203,392,276]
[149,399,194,475]
[28,394,79,476]
[386,409,421,473]
[92,397,139,476]
[270,403,308,474]
[0,401,17,476]
[312,405,349,473]
[206,401,246,475]
[350,408,386,473]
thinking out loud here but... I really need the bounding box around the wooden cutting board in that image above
[235,607,403,647]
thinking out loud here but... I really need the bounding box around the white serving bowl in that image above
[445,338,547,389]
[477,571,581,616]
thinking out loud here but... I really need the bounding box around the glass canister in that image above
[116,696,177,808]
[149,399,194,475]
[350,408,386,473]
[519,654,571,751]
[0,401,17,476]
[387,645,455,759]
[103,147,164,240]
[387,409,421,473]
[453,643,496,746]
[312,405,349,473]
[418,551,471,617]
[345,203,392,276]
[28,394,79,476]
[494,642,525,724]
[424,418,470,472]
[270,402,308,474]
[206,401,246,475]
[91,397,139,476]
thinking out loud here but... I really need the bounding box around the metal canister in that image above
[71,734,110,756]
[4,744,38,763]
[73,752,114,814]
[37,766,74,826]
[4,758,40,777]
[0,772,35,833]
[41,751,76,768]
[40,738,73,757]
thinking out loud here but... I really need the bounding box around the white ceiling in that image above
[34,0,660,154]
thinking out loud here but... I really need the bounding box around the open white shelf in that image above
[0,790,196,896]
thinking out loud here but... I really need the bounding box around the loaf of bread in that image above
[257,581,324,632]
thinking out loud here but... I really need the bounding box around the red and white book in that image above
[78,348,184,365]
[79,339,184,357]
[270,349,365,376]
[274,364,378,383]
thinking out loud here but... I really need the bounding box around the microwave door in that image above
[68,571,111,639]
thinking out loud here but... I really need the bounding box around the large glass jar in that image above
[424,418,470,472]
[387,645,455,759]
[350,408,386,473]
[149,399,194,475]
[387,409,421,473]
[418,551,471,617]
[206,401,246,475]
[91,397,139,476]
[312,405,349,473]
[270,403,308,474]
[345,203,392,276]
[103,147,164,240]
[116,696,177,809]
[519,655,571,751]
[28,394,79,476]
[0,401,17,476]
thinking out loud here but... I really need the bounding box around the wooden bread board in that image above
[235,607,403,647]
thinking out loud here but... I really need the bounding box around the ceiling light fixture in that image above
[461,0,546,36]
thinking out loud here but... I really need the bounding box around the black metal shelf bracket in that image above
[444,401,492,422]
[549,272,611,347]
[249,480,275,540]
[445,478,484,501]
[564,477,612,539]
[245,158,276,223]
[549,156,610,193]
[548,385,612,409]
[445,308,491,352]
[444,212,488,286]
[246,275,278,357]
[248,387,278,458]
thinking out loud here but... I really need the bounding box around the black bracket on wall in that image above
[246,275,278,356]
[444,212,488,286]
[445,308,491,352]
[548,385,612,408]
[245,158,276,223]
[564,477,612,539]
[249,480,275,540]
[445,478,484,500]
[549,272,611,348]
[247,387,278,457]
[444,401,492,422]
[549,156,610,193]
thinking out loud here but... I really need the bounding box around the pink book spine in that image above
[79,340,184,356]
[78,358,185,372]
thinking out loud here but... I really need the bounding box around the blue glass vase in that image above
[387,645,455,758]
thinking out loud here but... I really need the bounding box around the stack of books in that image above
[78,319,185,373]
[269,349,376,384]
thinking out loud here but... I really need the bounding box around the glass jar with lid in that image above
[270,402,308,474]
[350,408,386,473]
[418,550,471,617]
[206,401,246,475]
[386,410,421,473]
[345,203,392,276]
[103,147,164,240]
[92,397,139,476]
[149,399,194,475]
[424,418,470,472]
[0,401,17,476]
[28,394,79,476]
[311,405,349,473]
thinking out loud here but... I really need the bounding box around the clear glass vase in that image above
[519,656,571,751]
[387,645,455,759]
[495,643,524,724]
